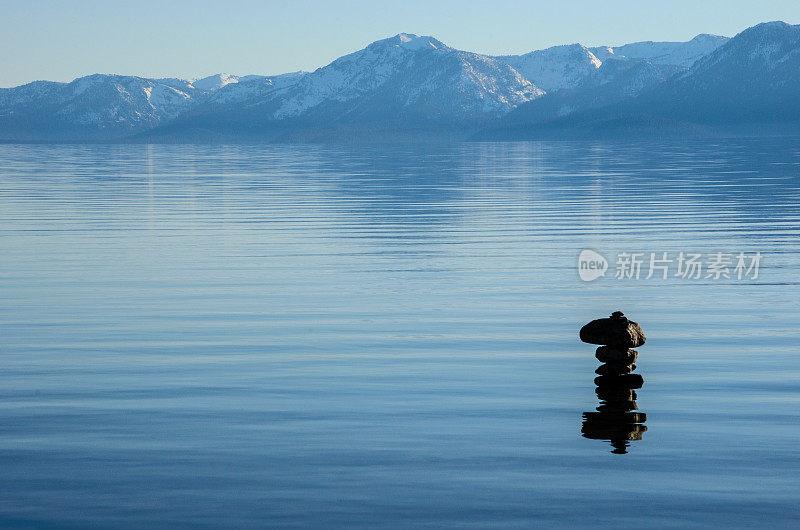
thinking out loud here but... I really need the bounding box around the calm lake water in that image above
[1,140,799,527]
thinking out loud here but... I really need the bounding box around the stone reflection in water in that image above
[582,370,647,454]
[579,312,647,454]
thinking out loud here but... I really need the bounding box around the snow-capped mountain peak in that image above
[753,20,791,29]
[688,20,800,72]
[495,43,602,91]
[264,33,540,120]
[191,73,241,92]
[366,33,449,53]
[204,71,307,105]
[392,33,446,51]
[589,34,729,68]
[10,22,796,143]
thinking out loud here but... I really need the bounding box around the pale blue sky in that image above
[1,0,799,87]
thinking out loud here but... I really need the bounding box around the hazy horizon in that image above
[2,0,800,87]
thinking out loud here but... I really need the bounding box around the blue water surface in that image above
[0,140,799,527]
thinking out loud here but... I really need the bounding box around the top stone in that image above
[580,312,646,348]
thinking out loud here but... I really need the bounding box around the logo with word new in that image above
[577,249,762,282]
[578,249,608,282]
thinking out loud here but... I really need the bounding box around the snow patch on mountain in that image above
[590,34,729,67]
[495,44,602,91]
[395,32,444,50]
[191,73,246,91]
[206,71,307,105]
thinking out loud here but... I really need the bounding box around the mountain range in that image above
[1,21,797,142]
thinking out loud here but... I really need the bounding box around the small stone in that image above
[580,312,646,348]
[595,363,636,376]
[596,387,637,401]
[594,373,644,389]
[595,346,638,364]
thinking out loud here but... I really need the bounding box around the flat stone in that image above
[580,312,646,348]
[581,424,647,440]
[596,400,638,412]
[595,346,638,364]
[594,373,644,389]
[583,411,647,424]
[595,363,636,376]
[581,423,648,452]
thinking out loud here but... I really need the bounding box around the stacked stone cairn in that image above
[579,311,647,454]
